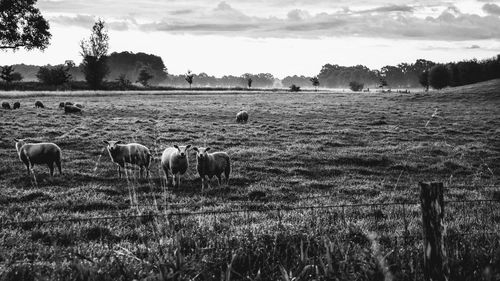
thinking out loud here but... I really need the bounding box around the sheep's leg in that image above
[25,164,30,175]
[163,167,170,187]
[48,162,54,177]
[216,174,222,186]
[176,174,181,188]
[56,160,62,175]
[140,167,144,179]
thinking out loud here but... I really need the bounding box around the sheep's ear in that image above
[192,147,198,152]
[173,145,179,149]
[116,140,123,144]
[205,147,211,152]
[186,144,192,149]
[103,140,109,145]
[14,138,19,142]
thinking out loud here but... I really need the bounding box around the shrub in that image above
[36,66,71,86]
[429,64,449,89]
[349,81,364,92]
[289,84,301,92]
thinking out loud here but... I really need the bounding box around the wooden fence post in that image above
[419,182,449,281]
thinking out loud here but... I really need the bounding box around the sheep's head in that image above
[14,138,27,153]
[193,147,211,160]
[174,144,191,158]
[103,140,123,153]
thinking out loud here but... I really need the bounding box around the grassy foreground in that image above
[0,85,499,280]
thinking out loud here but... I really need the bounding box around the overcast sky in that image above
[1,0,500,78]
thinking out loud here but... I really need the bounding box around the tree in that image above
[429,65,449,90]
[289,84,301,92]
[136,68,154,87]
[36,65,71,86]
[419,70,430,91]
[11,72,23,82]
[0,0,51,51]
[116,74,131,89]
[185,70,194,88]
[349,81,364,92]
[310,76,320,91]
[0,65,15,83]
[80,19,109,89]
[247,77,253,88]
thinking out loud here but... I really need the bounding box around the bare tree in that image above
[80,19,109,89]
[185,70,194,88]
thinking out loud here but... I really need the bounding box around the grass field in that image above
[0,82,499,280]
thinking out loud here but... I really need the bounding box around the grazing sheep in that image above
[2,102,11,109]
[64,104,82,113]
[236,110,249,123]
[103,140,152,179]
[75,103,84,108]
[14,139,62,176]
[13,102,20,109]
[193,147,230,190]
[161,145,191,188]
[35,101,44,108]
[65,102,74,106]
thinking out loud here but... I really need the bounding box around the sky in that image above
[1,0,500,78]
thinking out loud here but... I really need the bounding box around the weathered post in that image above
[419,182,449,281]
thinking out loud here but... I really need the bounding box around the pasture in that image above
[0,87,499,280]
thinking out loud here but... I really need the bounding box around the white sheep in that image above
[161,145,191,188]
[193,147,231,190]
[236,110,249,123]
[103,140,152,179]
[14,139,62,176]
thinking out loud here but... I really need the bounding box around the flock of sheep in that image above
[1,100,83,113]
[11,108,249,190]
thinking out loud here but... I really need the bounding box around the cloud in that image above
[49,14,131,31]
[466,44,481,49]
[482,3,500,15]
[137,2,500,41]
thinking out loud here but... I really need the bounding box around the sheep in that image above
[14,139,62,176]
[192,147,230,190]
[2,102,10,109]
[65,102,74,106]
[236,110,249,123]
[103,140,152,179]
[13,102,20,109]
[35,101,44,108]
[64,104,82,113]
[161,145,191,188]
[59,102,65,108]
[75,103,84,108]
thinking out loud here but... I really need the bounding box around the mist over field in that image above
[1,0,499,280]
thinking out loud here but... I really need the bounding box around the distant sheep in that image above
[13,102,20,109]
[59,102,65,108]
[65,102,74,106]
[35,101,44,108]
[193,147,230,190]
[64,104,82,113]
[161,145,191,188]
[14,139,62,176]
[75,103,84,108]
[236,110,249,123]
[2,102,10,109]
[103,140,152,178]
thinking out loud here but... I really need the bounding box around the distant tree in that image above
[185,70,194,88]
[429,64,449,90]
[378,78,388,89]
[36,65,71,86]
[116,74,131,89]
[136,68,154,87]
[0,0,51,51]
[418,70,430,91]
[289,84,301,92]
[310,76,320,91]
[107,51,168,85]
[247,77,253,88]
[80,19,109,90]
[349,81,364,92]
[0,65,15,83]
[11,72,23,82]
[64,60,76,68]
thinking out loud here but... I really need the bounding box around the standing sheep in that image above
[161,145,191,188]
[14,139,62,176]
[236,110,249,123]
[2,102,10,109]
[193,147,231,190]
[103,140,152,179]
[35,101,44,108]
[13,102,20,109]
